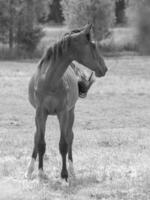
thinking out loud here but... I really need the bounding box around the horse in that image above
[26,24,108,183]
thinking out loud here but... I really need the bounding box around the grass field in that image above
[0,56,150,200]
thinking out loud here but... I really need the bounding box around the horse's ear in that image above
[84,24,93,34]
[83,24,93,41]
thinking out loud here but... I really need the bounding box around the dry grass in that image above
[0,56,150,199]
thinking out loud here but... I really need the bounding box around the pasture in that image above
[0,56,150,200]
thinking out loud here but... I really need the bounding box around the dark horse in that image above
[26,24,107,183]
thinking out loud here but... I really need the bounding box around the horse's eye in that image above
[86,33,91,41]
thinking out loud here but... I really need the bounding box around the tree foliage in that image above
[127,0,150,54]
[0,0,20,47]
[34,0,49,23]
[61,0,115,40]
[0,0,45,55]
[115,0,126,24]
[137,0,150,54]
[48,0,64,24]
[16,0,44,53]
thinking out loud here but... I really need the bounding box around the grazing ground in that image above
[0,56,150,200]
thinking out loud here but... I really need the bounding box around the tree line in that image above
[0,0,146,58]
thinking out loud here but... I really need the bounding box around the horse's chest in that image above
[43,68,78,113]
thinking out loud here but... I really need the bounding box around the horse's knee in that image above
[66,131,74,145]
[38,141,46,156]
[59,138,67,155]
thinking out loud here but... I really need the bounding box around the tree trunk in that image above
[48,0,64,23]
[115,0,126,24]
[26,0,35,30]
[9,0,14,50]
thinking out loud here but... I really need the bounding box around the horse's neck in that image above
[44,55,72,89]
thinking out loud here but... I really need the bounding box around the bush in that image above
[16,25,44,55]
[137,0,150,54]
[127,0,150,54]
[100,27,138,54]
[126,0,140,26]
[115,0,126,24]
[61,0,115,40]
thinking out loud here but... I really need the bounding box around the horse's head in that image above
[71,24,108,77]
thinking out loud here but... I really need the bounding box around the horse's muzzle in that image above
[95,67,108,77]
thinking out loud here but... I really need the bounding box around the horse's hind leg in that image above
[26,131,38,179]
[66,108,76,183]
[57,111,69,181]
[57,107,75,183]
[26,107,48,180]
[59,134,68,181]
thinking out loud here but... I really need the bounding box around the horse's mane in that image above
[38,28,84,69]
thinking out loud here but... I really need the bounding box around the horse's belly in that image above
[44,95,66,114]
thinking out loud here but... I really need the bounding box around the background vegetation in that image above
[61,0,115,40]
[136,0,150,54]
[0,0,149,59]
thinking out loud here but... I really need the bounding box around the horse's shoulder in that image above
[63,66,78,84]
[60,66,79,110]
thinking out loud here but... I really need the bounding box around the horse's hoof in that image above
[68,174,76,187]
[44,154,49,161]
[25,158,35,179]
[68,168,76,186]
[25,172,36,180]
[61,170,68,182]
[68,170,76,187]
[68,169,76,179]
[38,170,49,182]
[25,167,34,180]
[68,161,76,179]
[25,172,31,180]
[68,161,76,186]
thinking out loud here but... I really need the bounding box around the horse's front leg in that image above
[26,107,48,180]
